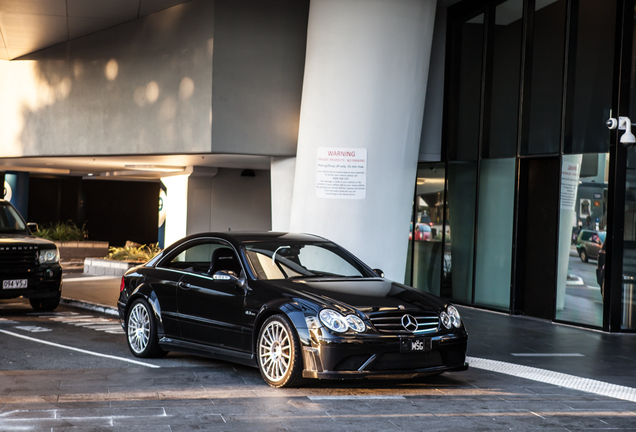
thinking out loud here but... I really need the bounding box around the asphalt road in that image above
[0,298,635,431]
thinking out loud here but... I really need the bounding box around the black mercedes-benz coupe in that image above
[117,232,468,387]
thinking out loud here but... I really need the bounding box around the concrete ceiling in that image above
[0,0,192,60]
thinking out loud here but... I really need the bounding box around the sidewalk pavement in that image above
[60,271,636,404]
[61,273,121,315]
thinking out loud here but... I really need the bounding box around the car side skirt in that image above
[158,337,257,368]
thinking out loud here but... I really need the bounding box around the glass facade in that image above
[473,158,516,310]
[405,0,633,331]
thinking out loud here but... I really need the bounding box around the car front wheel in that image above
[126,298,167,358]
[580,249,588,262]
[257,314,305,388]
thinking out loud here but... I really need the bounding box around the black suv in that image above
[0,200,62,311]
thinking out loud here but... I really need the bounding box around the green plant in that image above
[33,221,87,242]
[107,243,162,262]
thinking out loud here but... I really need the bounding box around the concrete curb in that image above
[60,297,119,317]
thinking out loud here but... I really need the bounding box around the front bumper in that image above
[301,331,468,380]
[0,266,62,299]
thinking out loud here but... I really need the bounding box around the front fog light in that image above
[440,311,451,329]
[39,249,60,264]
[447,305,462,328]
[319,309,349,333]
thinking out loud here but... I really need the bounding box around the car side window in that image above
[159,242,230,274]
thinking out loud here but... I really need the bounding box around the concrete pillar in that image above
[271,157,296,232]
[161,174,190,249]
[289,0,437,281]
[5,172,30,220]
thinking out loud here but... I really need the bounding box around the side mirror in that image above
[27,222,39,233]
[213,270,246,288]
[373,268,384,278]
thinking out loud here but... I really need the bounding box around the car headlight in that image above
[318,309,366,333]
[440,305,462,329]
[345,314,366,332]
[447,305,462,328]
[440,311,451,329]
[39,248,59,264]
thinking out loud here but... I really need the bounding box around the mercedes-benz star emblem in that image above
[401,314,418,332]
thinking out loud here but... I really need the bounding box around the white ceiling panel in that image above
[68,16,124,40]
[0,24,8,59]
[0,0,191,59]
[0,0,66,16]
[0,12,67,58]
[139,0,191,17]
[67,0,140,20]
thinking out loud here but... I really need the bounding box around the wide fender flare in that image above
[252,298,317,353]
[126,283,165,336]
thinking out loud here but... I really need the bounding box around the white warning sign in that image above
[316,148,367,199]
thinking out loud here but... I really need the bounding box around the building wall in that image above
[0,1,214,157]
[0,0,309,159]
[186,168,272,234]
[211,0,309,156]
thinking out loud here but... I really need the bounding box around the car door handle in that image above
[178,281,192,290]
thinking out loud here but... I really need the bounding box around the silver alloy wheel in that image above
[128,302,151,354]
[259,320,292,383]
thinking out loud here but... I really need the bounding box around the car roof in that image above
[179,231,327,245]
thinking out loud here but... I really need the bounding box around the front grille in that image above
[373,351,444,371]
[0,245,38,273]
[368,312,439,334]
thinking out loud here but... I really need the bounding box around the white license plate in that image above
[3,279,27,289]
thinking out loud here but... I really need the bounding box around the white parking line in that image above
[0,329,159,369]
[468,356,636,403]
[510,353,584,357]
[308,396,406,401]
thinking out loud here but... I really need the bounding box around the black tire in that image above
[257,314,306,388]
[29,292,61,312]
[580,250,588,263]
[125,298,167,358]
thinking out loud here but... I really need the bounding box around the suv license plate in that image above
[400,337,432,353]
[3,279,27,289]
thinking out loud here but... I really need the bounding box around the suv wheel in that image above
[580,249,588,263]
[29,292,61,312]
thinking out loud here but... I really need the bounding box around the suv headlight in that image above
[318,309,366,333]
[39,248,60,264]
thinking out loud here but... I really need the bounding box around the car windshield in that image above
[243,241,373,280]
[599,232,606,243]
[0,203,28,233]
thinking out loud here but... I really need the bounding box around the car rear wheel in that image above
[29,292,61,312]
[126,298,167,358]
[580,249,588,262]
[257,315,305,388]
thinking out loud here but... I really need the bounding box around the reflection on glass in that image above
[524,0,567,155]
[454,14,484,161]
[442,162,477,303]
[623,148,636,329]
[407,164,445,296]
[487,0,523,159]
[567,0,615,154]
[474,158,516,310]
[556,153,607,327]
